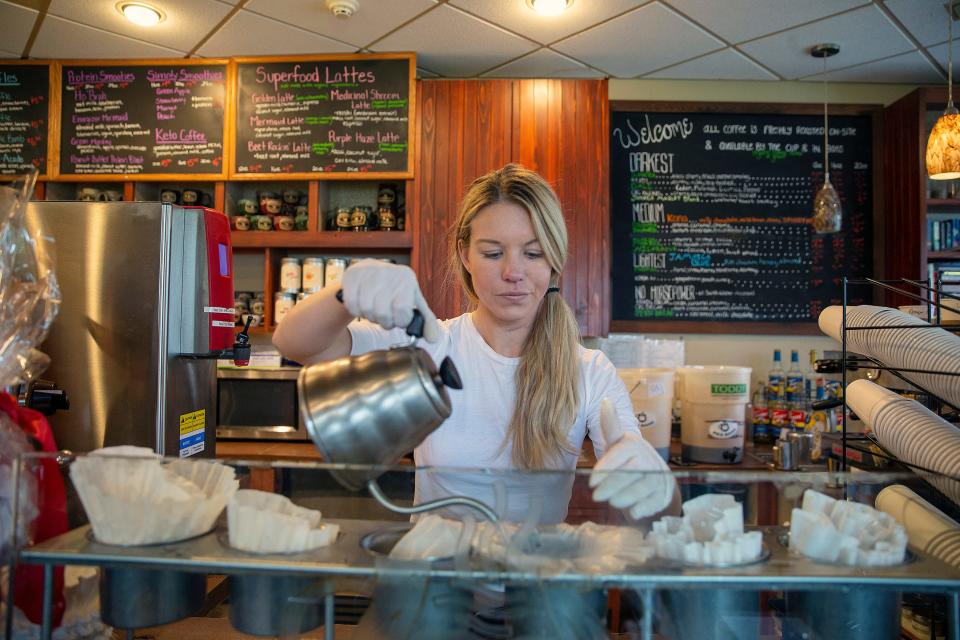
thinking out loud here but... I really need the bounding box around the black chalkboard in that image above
[233,55,413,177]
[0,64,50,176]
[58,63,227,176]
[610,106,873,328]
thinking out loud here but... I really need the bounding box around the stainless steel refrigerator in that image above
[26,201,236,457]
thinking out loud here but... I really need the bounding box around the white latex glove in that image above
[589,398,675,520]
[340,259,441,342]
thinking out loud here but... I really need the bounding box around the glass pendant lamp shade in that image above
[927,6,960,179]
[812,179,842,234]
[812,43,841,234]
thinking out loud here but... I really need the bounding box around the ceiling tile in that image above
[921,40,960,75]
[646,47,777,80]
[0,49,20,58]
[196,9,356,57]
[448,0,644,45]
[0,1,39,56]
[738,4,916,79]
[370,4,538,77]
[32,14,185,58]
[552,1,724,78]
[803,49,942,83]
[663,0,865,44]
[47,0,232,54]
[417,66,440,78]
[244,0,437,48]
[883,0,949,47]
[481,47,603,77]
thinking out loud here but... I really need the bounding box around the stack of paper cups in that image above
[617,368,675,461]
[876,484,960,569]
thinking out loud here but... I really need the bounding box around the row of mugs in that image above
[160,189,213,207]
[77,187,123,202]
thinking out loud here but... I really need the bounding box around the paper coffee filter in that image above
[227,489,339,553]
[70,452,238,546]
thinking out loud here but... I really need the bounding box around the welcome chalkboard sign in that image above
[0,63,51,176]
[232,53,414,179]
[610,103,874,333]
[58,61,228,178]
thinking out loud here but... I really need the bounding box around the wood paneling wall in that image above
[412,78,610,337]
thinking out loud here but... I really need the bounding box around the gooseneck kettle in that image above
[297,295,498,521]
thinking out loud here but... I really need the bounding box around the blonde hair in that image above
[450,164,581,469]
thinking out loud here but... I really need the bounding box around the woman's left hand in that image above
[589,398,675,520]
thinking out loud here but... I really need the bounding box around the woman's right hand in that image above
[340,259,441,342]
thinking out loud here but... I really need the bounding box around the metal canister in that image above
[324,258,347,286]
[335,207,352,231]
[302,257,325,290]
[252,214,273,231]
[275,214,295,231]
[350,206,371,231]
[378,206,397,231]
[280,257,302,291]
[274,291,297,325]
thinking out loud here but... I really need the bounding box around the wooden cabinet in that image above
[412,78,610,337]
[883,87,960,303]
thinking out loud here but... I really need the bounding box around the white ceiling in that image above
[3,0,957,83]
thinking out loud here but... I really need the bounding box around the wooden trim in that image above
[0,61,55,180]
[228,52,416,181]
[53,58,231,181]
[610,320,826,335]
[307,180,321,232]
[231,230,412,249]
[214,181,226,211]
[610,100,881,116]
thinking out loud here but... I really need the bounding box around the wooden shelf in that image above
[927,198,960,207]
[230,230,412,249]
[928,250,960,260]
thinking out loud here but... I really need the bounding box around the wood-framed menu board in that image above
[0,62,53,177]
[232,53,414,180]
[610,102,877,334]
[54,59,230,179]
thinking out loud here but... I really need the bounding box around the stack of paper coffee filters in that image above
[818,304,960,409]
[225,490,340,637]
[846,379,960,504]
[648,494,763,565]
[70,447,238,545]
[789,489,907,566]
[227,489,339,553]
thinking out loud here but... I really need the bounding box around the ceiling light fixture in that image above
[926,1,960,179]
[526,0,573,17]
[117,2,165,27]
[811,43,842,234]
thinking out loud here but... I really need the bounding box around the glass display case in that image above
[4,451,959,640]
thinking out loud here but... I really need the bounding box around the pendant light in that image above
[926,2,960,179]
[811,43,842,234]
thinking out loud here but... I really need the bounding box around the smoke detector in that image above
[326,0,358,18]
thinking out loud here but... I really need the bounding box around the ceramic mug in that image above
[250,299,266,315]
[276,215,295,231]
[160,189,180,204]
[282,189,300,205]
[100,189,123,202]
[232,215,251,231]
[252,215,273,231]
[77,187,99,202]
[181,189,200,205]
[237,198,258,215]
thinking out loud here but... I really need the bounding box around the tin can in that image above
[250,296,266,316]
[232,215,251,231]
[335,207,352,231]
[275,214,295,231]
[324,258,347,286]
[378,206,396,231]
[274,291,297,325]
[280,257,302,291]
[302,257,325,290]
[350,206,372,231]
[252,215,273,231]
[237,198,258,215]
[282,189,301,205]
[259,191,282,215]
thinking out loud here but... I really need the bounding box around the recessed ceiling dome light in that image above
[526,0,573,17]
[117,2,165,27]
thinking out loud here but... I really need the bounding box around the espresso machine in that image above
[26,201,247,457]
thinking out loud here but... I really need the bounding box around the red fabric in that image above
[1,392,67,627]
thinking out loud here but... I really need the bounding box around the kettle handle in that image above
[335,289,424,338]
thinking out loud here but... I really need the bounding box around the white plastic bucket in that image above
[617,368,674,461]
[678,366,751,464]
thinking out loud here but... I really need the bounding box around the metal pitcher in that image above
[298,308,461,489]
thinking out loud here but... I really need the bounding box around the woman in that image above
[274,164,673,524]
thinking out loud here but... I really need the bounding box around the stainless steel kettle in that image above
[297,303,498,521]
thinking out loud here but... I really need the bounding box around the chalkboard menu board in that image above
[610,106,873,330]
[233,54,413,178]
[0,64,50,176]
[58,62,227,177]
